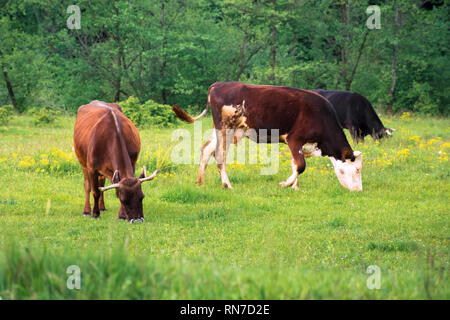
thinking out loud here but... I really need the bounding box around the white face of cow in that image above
[329,151,362,191]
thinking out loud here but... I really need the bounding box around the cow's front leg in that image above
[279,157,299,187]
[118,204,127,220]
[82,168,91,216]
[280,140,306,189]
[89,172,101,218]
[98,175,106,211]
[215,129,233,189]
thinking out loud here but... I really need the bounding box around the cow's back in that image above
[209,82,338,135]
[74,101,140,170]
[313,90,386,138]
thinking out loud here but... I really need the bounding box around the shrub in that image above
[118,96,142,125]
[28,107,61,126]
[0,104,14,125]
[120,96,178,128]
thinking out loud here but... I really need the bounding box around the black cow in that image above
[312,89,393,142]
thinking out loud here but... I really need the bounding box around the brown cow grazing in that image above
[173,82,362,191]
[74,100,159,223]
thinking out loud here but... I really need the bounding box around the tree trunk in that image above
[1,66,18,111]
[268,0,277,82]
[387,6,399,115]
[114,50,122,102]
[113,5,122,102]
[346,31,369,91]
[340,1,350,88]
[160,0,167,104]
[269,25,277,82]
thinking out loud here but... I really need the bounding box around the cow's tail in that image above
[173,85,216,123]
[172,103,209,123]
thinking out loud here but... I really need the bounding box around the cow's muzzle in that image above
[129,217,145,224]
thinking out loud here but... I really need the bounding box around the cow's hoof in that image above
[291,185,299,190]
[280,179,295,188]
[222,183,233,189]
[91,215,100,219]
[83,212,90,217]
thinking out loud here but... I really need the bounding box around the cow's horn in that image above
[99,183,119,192]
[139,169,160,183]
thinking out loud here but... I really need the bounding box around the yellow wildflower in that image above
[400,111,411,120]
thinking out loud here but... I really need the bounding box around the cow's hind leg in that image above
[215,129,233,189]
[98,175,106,211]
[291,177,299,190]
[82,168,91,216]
[279,139,306,189]
[196,130,217,185]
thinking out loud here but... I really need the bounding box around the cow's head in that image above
[373,127,395,140]
[99,167,159,223]
[330,151,362,191]
[384,127,395,137]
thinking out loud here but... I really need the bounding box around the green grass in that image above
[0,114,449,299]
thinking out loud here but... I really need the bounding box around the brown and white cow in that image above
[173,82,362,191]
[74,100,159,223]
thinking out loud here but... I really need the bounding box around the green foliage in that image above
[0,104,14,125]
[118,96,141,125]
[119,96,177,128]
[27,107,60,126]
[0,1,448,114]
[140,99,178,127]
[408,82,441,115]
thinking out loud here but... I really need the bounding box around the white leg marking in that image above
[216,130,233,189]
[291,178,299,190]
[198,131,217,177]
[219,165,232,189]
[279,157,299,188]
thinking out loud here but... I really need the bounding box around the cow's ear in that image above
[139,166,147,179]
[113,170,121,184]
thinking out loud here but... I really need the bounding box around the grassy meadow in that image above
[0,113,449,299]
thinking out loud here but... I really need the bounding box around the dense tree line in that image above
[0,0,448,115]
